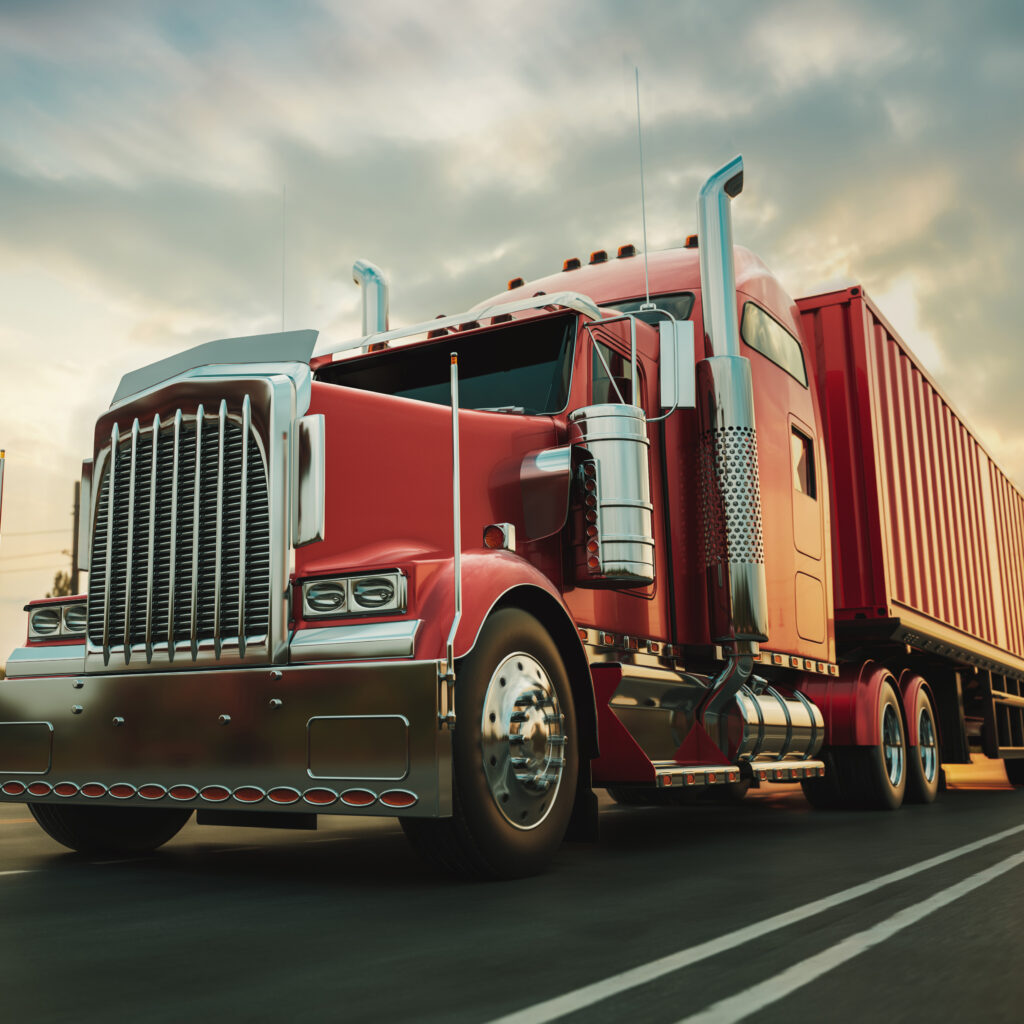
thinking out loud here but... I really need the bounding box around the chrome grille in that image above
[87,399,270,665]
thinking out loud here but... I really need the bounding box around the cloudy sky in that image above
[0,0,1022,664]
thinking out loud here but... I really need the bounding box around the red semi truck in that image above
[2,157,1022,878]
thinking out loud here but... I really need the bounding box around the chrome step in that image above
[650,759,827,789]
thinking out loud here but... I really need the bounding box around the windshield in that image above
[601,292,694,325]
[316,314,575,414]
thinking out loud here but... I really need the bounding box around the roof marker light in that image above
[589,250,608,265]
[617,244,637,258]
[507,277,524,290]
[562,258,581,272]
[684,234,698,248]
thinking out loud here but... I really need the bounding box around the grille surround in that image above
[86,392,274,670]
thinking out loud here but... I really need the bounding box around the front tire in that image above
[402,608,578,879]
[29,803,192,855]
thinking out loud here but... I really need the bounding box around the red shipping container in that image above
[799,286,1024,674]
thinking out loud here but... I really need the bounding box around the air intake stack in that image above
[352,259,390,350]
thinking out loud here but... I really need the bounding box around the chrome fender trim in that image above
[290,620,421,662]
[5,644,86,679]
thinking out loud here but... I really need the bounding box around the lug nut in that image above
[218,714,231,726]
[71,705,83,715]
[112,716,125,727]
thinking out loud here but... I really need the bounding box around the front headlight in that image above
[27,600,87,640]
[301,571,405,619]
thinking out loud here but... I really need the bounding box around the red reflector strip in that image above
[81,783,107,798]
[340,789,377,807]
[109,784,136,799]
[138,784,166,800]
[27,782,52,797]
[233,787,265,804]
[379,790,416,809]
[1,781,26,796]
[54,782,79,797]
[302,788,338,806]
[200,786,231,802]
[268,788,301,805]
[169,785,198,801]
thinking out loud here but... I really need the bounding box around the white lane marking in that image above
[0,870,32,878]
[489,822,1024,1024]
[679,848,1024,1024]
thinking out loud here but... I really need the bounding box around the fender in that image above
[895,671,939,749]
[799,660,899,747]
[414,549,598,759]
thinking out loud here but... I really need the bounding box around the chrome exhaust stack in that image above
[352,259,390,350]
[693,156,770,749]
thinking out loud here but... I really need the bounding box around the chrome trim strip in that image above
[168,410,181,658]
[77,459,93,573]
[214,399,226,658]
[651,758,826,786]
[144,412,160,662]
[123,419,139,661]
[290,620,421,662]
[190,403,204,661]
[239,395,250,656]
[102,422,118,664]
[446,353,462,680]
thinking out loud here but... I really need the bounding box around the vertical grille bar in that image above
[122,419,140,662]
[144,412,161,662]
[102,423,119,665]
[238,395,250,656]
[167,410,181,660]
[213,400,226,658]
[190,405,204,661]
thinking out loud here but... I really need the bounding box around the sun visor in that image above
[111,329,319,407]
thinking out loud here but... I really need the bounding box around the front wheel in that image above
[29,803,192,855]
[402,608,578,880]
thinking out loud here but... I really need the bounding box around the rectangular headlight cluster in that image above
[301,571,406,620]
[26,600,87,640]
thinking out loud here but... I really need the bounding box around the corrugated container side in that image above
[798,287,1024,662]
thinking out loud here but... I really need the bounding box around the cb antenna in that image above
[635,67,654,311]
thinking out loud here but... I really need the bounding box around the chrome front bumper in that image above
[0,658,451,818]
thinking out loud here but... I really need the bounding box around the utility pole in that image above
[70,480,80,594]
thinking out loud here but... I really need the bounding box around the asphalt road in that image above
[1,759,1022,1024]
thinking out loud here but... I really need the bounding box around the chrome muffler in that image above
[729,685,824,762]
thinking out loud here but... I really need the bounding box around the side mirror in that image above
[659,319,696,411]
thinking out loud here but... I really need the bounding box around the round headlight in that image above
[63,604,87,634]
[30,607,61,636]
[305,581,346,615]
[352,577,395,609]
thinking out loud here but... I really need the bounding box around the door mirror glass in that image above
[659,319,695,410]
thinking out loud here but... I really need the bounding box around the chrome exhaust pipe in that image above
[694,156,769,745]
[352,259,390,346]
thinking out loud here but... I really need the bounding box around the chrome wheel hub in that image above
[918,707,938,783]
[481,652,567,830]
[882,703,905,786]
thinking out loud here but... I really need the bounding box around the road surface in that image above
[1,758,1021,1023]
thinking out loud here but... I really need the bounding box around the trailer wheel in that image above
[905,688,940,804]
[28,803,192,855]
[401,608,578,879]
[1005,759,1024,786]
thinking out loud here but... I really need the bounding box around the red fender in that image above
[412,549,575,662]
[798,660,899,747]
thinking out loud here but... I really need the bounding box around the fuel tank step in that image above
[650,759,827,789]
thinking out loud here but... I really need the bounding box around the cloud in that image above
[1,0,1022,663]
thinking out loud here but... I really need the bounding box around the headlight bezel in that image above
[27,600,87,640]
[301,570,406,621]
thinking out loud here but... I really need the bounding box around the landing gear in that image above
[401,608,578,879]
[29,803,192,855]
[1005,759,1024,787]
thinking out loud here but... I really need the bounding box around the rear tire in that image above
[842,681,907,810]
[29,803,192,855]
[905,688,940,804]
[402,608,578,880]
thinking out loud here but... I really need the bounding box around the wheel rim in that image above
[918,707,938,783]
[882,703,905,786]
[480,652,567,831]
